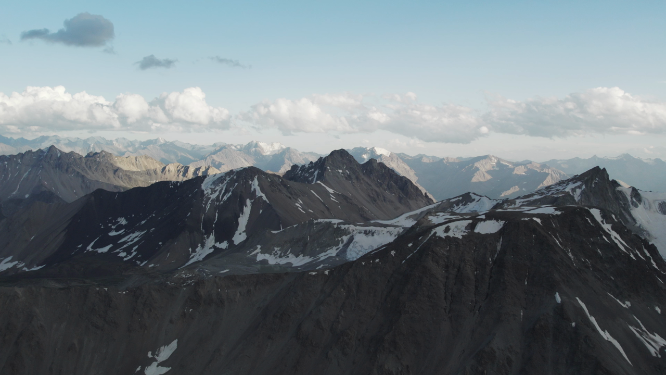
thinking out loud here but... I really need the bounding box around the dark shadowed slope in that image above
[1,204,665,374]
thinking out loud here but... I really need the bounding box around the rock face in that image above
[283,149,433,213]
[0,146,220,208]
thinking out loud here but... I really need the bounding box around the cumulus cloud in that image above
[136,55,177,70]
[209,56,251,69]
[484,87,666,137]
[20,13,114,47]
[0,86,230,134]
[0,36,11,45]
[239,93,487,143]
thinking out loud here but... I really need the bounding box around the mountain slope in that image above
[495,167,666,258]
[1,203,665,374]
[347,146,434,199]
[0,150,433,278]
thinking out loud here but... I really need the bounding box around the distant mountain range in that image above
[0,146,220,217]
[543,154,666,192]
[347,147,569,200]
[0,136,664,203]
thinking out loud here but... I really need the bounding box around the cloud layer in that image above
[20,13,114,47]
[484,87,666,137]
[1,86,664,142]
[209,56,251,69]
[136,55,177,70]
[240,88,666,143]
[0,86,230,134]
[239,92,488,143]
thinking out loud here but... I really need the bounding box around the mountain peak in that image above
[242,141,286,156]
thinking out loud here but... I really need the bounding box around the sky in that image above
[1,0,665,161]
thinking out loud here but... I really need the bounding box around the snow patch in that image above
[628,315,666,357]
[524,206,561,215]
[143,339,178,375]
[432,220,472,239]
[617,187,666,258]
[233,199,252,245]
[607,293,631,308]
[373,202,440,227]
[183,235,228,267]
[588,208,631,255]
[474,220,505,234]
[576,297,632,365]
[0,257,21,272]
[339,225,403,260]
[428,213,463,225]
[251,176,268,202]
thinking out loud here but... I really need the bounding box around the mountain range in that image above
[1,147,666,374]
[1,136,664,200]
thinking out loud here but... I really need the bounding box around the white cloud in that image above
[485,87,666,137]
[159,88,229,125]
[3,85,664,143]
[0,86,230,134]
[239,93,487,143]
[241,87,666,143]
[238,97,356,134]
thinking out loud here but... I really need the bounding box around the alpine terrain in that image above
[0,148,665,375]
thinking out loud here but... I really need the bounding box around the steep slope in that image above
[397,153,568,200]
[283,149,434,215]
[0,150,433,278]
[0,147,220,207]
[543,154,666,193]
[347,146,434,199]
[495,167,666,258]
[1,204,665,374]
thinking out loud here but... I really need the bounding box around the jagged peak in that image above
[283,149,369,183]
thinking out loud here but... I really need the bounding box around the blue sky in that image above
[1,0,665,160]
